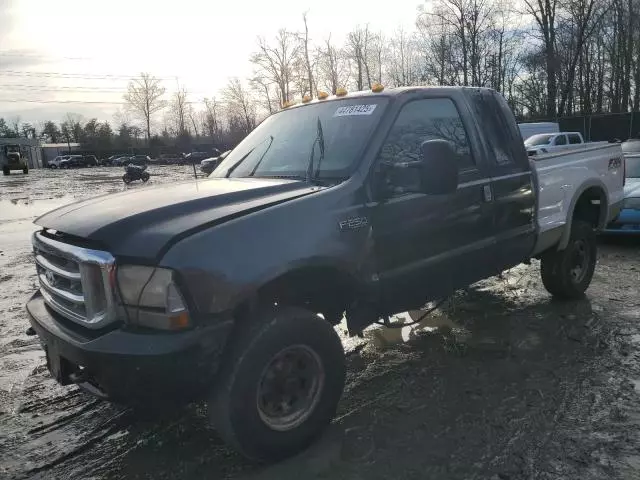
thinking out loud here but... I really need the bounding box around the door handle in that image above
[483,184,493,202]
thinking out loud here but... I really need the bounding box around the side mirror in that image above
[418,139,459,195]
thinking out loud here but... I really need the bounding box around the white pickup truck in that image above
[525,132,594,156]
[532,142,625,258]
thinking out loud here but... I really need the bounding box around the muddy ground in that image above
[1,166,640,480]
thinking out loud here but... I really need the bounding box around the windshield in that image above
[525,134,554,146]
[626,157,640,178]
[211,98,388,181]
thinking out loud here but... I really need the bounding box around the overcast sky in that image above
[0,0,419,125]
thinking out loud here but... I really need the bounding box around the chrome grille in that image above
[32,231,117,329]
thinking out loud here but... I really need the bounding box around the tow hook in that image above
[25,327,36,336]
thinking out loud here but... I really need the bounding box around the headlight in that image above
[624,197,640,210]
[117,265,190,330]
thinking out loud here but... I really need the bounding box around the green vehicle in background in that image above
[2,144,28,175]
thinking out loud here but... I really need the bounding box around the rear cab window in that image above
[464,89,528,172]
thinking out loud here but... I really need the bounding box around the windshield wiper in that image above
[249,135,274,176]
[225,147,255,177]
[225,135,274,178]
[306,117,325,184]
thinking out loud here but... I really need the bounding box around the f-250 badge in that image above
[339,216,369,231]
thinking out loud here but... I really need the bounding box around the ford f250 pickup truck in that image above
[25,87,624,462]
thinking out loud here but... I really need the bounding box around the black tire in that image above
[122,173,132,184]
[2,167,8,176]
[23,167,28,174]
[540,220,597,299]
[209,306,345,462]
[141,172,150,182]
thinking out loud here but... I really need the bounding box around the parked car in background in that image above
[111,155,149,167]
[606,142,640,233]
[185,150,220,164]
[48,155,70,168]
[518,121,559,142]
[110,156,130,166]
[157,153,184,165]
[104,154,127,166]
[200,150,230,175]
[128,155,151,166]
[83,155,98,167]
[59,155,85,168]
[525,132,586,156]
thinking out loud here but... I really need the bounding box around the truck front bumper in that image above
[26,292,234,403]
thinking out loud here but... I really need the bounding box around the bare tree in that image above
[123,72,167,144]
[317,35,349,94]
[388,27,419,86]
[250,30,300,104]
[223,78,256,134]
[203,97,223,140]
[250,76,277,114]
[170,88,189,135]
[302,12,315,94]
[9,116,20,136]
[346,26,369,90]
[523,0,559,117]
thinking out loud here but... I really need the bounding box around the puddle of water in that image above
[0,196,75,222]
[365,307,469,349]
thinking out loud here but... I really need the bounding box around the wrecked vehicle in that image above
[25,86,624,462]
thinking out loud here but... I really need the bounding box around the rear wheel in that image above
[3,167,9,175]
[541,220,597,299]
[209,306,345,462]
[23,166,28,174]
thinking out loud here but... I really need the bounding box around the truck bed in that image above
[532,142,625,255]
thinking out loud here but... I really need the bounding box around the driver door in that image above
[369,97,496,314]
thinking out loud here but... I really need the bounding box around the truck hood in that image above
[35,177,321,260]
[624,178,640,198]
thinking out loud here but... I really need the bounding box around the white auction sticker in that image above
[333,104,377,117]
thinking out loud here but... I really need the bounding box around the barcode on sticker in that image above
[333,104,377,117]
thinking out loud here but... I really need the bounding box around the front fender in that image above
[159,183,374,316]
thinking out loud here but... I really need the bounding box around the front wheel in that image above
[2,167,9,176]
[122,173,132,184]
[141,172,150,182]
[540,220,597,299]
[209,306,345,462]
[23,167,28,174]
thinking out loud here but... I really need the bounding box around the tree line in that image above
[2,0,640,149]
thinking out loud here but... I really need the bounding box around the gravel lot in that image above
[1,166,640,480]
